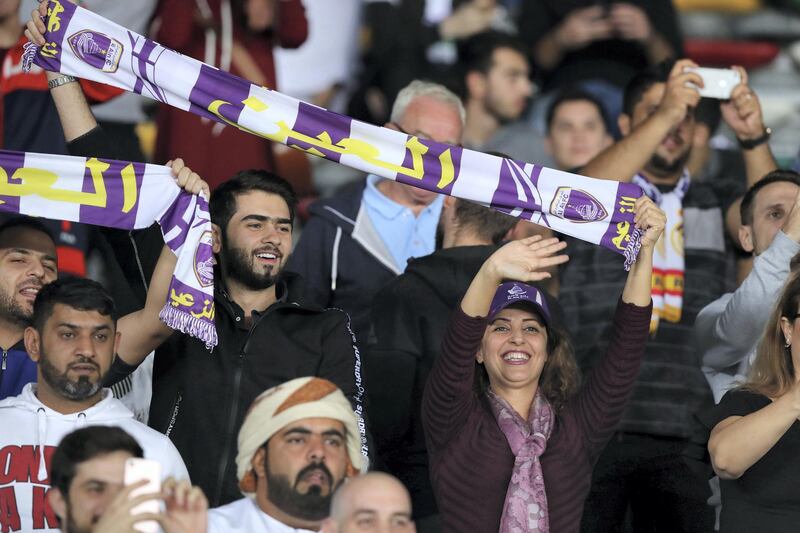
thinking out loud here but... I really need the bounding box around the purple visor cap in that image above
[488,282,551,327]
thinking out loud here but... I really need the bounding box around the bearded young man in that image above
[102,169,366,510]
[0,278,188,532]
[207,377,367,533]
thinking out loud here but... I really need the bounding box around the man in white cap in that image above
[208,377,368,532]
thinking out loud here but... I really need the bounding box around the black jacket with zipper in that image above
[149,272,366,507]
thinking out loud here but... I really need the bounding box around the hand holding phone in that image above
[684,67,741,100]
[124,458,163,533]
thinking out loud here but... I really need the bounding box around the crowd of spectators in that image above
[4,0,800,532]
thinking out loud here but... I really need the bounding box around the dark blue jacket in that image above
[287,179,399,343]
[0,341,35,400]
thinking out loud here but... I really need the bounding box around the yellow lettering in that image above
[437,149,454,189]
[190,299,215,320]
[40,42,59,59]
[206,98,436,183]
[611,221,630,250]
[169,289,194,308]
[618,196,637,214]
[242,95,268,112]
[120,163,137,214]
[47,1,64,33]
[0,159,107,207]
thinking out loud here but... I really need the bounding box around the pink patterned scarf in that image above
[487,388,554,533]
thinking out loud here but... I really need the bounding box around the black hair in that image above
[459,31,530,98]
[209,170,298,236]
[453,199,516,245]
[694,97,722,135]
[0,216,56,247]
[50,426,143,495]
[740,170,800,226]
[545,86,611,134]
[32,277,117,332]
[622,60,675,117]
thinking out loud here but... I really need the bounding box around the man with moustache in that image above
[208,377,367,532]
[0,278,188,532]
[0,218,58,400]
[569,59,777,532]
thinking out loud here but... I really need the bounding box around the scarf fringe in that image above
[623,227,644,271]
[159,304,218,350]
[22,42,38,73]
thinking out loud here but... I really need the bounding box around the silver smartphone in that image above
[124,458,162,533]
[685,67,741,100]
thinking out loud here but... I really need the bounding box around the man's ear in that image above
[48,488,67,523]
[465,71,487,101]
[252,447,267,479]
[618,114,631,137]
[211,223,222,254]
[739,224,754,253]
[475,349,484,364]
[24,327,41,363]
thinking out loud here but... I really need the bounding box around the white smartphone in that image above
[124,458,162,533]
[684,67,741,100]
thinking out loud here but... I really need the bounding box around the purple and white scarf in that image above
[488,388,554,533]
[24,0,646,268]
[0,149,216,347]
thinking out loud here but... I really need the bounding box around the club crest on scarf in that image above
[194,231,214,288]
[68,31,122,73]
[550,187,608,223]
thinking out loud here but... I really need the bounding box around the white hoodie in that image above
[0,384,188,532]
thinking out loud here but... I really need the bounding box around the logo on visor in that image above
[507,284,527,299]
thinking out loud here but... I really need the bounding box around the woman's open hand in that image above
[482,236,569,285]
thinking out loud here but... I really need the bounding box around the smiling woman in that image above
[422,196,664,533]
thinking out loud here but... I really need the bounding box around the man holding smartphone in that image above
[48,426,207,533]
[569,58,777,532]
